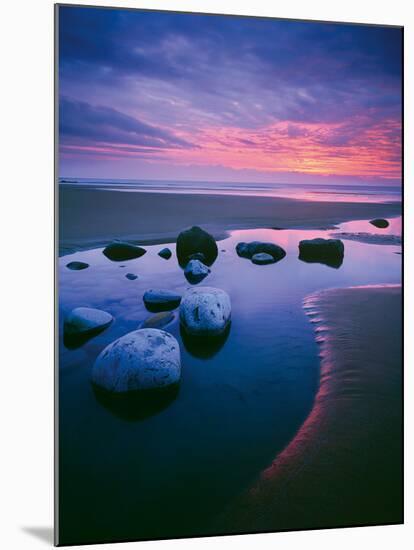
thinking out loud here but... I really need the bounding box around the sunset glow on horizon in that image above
[59,7,402,186]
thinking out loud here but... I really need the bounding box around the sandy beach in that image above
[218,285,402,533]
[58,186,401,255]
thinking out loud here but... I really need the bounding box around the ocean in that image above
[59,178,402,204]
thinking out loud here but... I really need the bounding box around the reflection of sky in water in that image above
[58,217,401,542]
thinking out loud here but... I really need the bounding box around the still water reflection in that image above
[58,219,401,544]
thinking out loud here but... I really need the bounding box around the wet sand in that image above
[218,285,402,533]
[58,186,401,255]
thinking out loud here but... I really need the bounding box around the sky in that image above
[58,6,402,186]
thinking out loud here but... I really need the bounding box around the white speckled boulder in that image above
[64,307,113,336]
[179,287,231,336]
[91,328,181,392]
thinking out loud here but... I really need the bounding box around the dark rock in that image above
[176,226,218,266]
[103,241,146,261]
[251,252,276,265]
[158,247,172,259]
[370,218,389,229]
[184,259,210,284]
[236,241,286,262]
[143,289,182,312]
[66,261,89,270]
[299,238,344,268]
[125,273,138,280]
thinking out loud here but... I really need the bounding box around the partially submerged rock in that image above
[158,247,172,260]
[180,287,231,336]
[91,328,181,393]
[370,218,389,229]
[176,226,218,266]
[236,241,286,263]
[299,238,344,268]
[66,261,89,270]
[143,289,182,312]
[140,311,175,329]
[64,307,113,336]
[125,273,138,280]
[251,252,276,265]
[103,241,146,261]
[184,259,210,284]
[64,307,113,348]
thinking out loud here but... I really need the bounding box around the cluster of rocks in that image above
[84,286,231,397]
[63,217,392,408]
[236,241,286,264]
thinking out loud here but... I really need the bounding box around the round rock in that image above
[91,328,181,392]
[125,273,138,280]
[64,307,113,336]
[251,252,276,265]
[180,287,231,336]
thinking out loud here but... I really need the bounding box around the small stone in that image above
[158,247,172,259]
[125,273,138,280]
[370,218,389,229]
[184,259,210,284]
[66,261,89,270]
[251,252,276,265]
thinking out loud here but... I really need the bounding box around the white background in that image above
[0,0,412,548]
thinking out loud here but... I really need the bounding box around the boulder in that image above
[236,241,286,262]
[251,252,276,265]
[298,238,344,268]
[184,259,210,284]
[180,287,231,336]
[91,328,181,393]
[141,311,175,329]
[176,226,218,266]
[64,307,113,337]
[103,241,146,261]
[66,261,89,270]
[158,247,172,260]
[125,273,138,280]
[143,289,182,312]
[370,218,389,229]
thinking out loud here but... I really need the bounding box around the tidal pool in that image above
[58,219,401,544]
